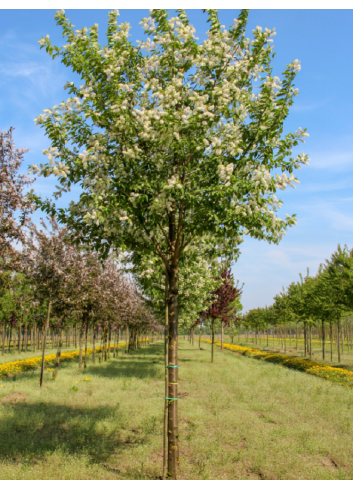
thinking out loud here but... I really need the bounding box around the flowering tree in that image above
[0,128,33,280]
[31,8,309,477]
[23,218,75,386]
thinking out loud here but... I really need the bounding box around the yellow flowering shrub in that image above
[0,339,147,378]
[202,339,353,389]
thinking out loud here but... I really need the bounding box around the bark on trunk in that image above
[18,322,21,354]
[113,329,117,358]
[53,330,63,380]
[163,272,169,480]
[108,326,112,359]
[167,261,179,479]
[211,318,215,363]
[79,325,83,371]
[321,319,325,360]
[337,319,341,363]
[93,326,96,364]
[103,325,108,360]
[330,320,333,362]
[1,324,5,356]
[84,326,88,368]
[221,322,224,351]
[40,300,51,388]
[24,323,27,353]
[304,322,307,356]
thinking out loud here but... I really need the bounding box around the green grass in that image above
[0,339,353,479]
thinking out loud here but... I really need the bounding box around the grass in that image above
[0,339,353,479]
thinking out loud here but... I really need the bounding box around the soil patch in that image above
[1,392,26,404]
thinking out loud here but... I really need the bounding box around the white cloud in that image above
[310,150,353,170]
[298,179,353,193]
[0,62,43,78]
[324,209,353,231]
[291,97,332,112]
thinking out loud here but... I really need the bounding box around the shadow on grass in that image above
[0,400,146,465]
[85,360,160,380]
[83,345,163,380]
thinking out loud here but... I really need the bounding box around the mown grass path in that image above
[0,339,352,479]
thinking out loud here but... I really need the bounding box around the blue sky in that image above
[1,9,353,312]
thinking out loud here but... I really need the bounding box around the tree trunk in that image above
[79,325,83,371]
[330,320,333,362]
[108,326,112,359]
[53,330,63,380]
[167,259,179,479]
[104,325,108,360]
[113,329,117,358]
[2,324,5,356]
[337,319,341,363]
[24,323,27,353]
[163,272,169,480]
[211,318,215,363]
[347,323,350,354]
[18,322,21,354]
[93,326,96,364]
[304,322,307,356]
[199,324,202,350]
[321,319,325,360]
[221,322,224,351]
[84,326,88,368]
[40,300,51,388]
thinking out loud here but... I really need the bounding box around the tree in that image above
[0,127,33,275]
[203,268,243,361]
[31,9,309,478]
[325,245,353,363]
[23,218,74,386]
